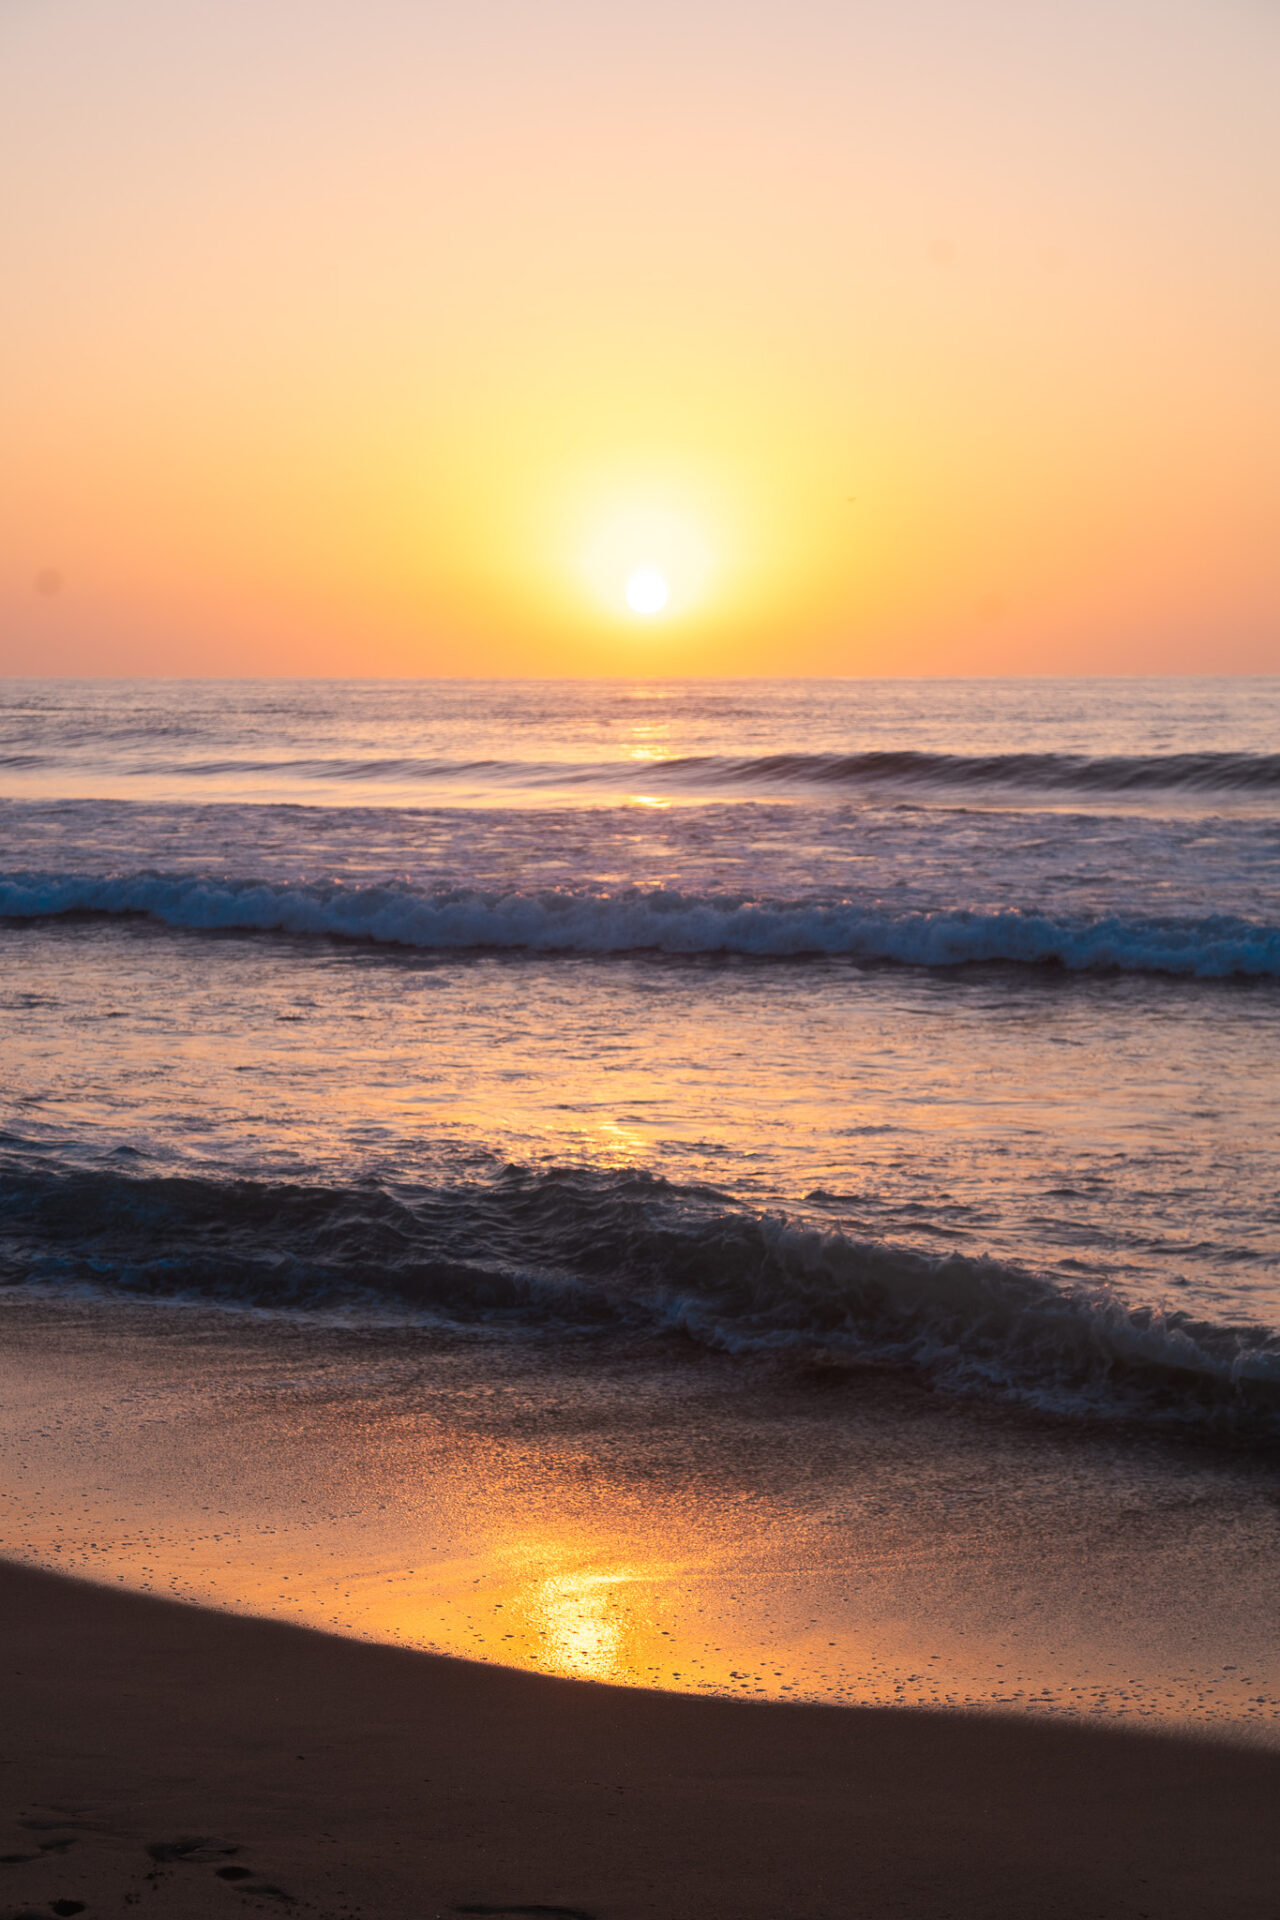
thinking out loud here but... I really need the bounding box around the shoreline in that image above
[3,1292,1279,1739]
[3,1557,1279,1919]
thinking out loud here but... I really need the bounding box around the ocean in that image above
[2,676,1278,1733]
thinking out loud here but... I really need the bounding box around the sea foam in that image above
[2,869,1278,977]
[2,1156,1277,1437]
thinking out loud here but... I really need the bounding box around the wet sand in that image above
[4,1298,1280,1739]
[3,1556,1278,1920]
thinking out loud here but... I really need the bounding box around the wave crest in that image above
[6,746,1280,795]
[2,1158,1276,1437]
[2,869,1277,977]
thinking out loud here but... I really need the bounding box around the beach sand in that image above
[3,1558,1277,1920]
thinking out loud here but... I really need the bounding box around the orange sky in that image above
[2,0,1277,676]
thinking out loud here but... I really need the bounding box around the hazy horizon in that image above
[3,669,1278,684]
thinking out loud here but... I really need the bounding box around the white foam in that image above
[2,1151,1277,1433]
[2,871,1278,977]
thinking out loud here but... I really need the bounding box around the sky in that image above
[2,0,1278,677]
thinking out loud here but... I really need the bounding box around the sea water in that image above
[2,678,1278,1731]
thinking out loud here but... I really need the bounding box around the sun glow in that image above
[570,487,721,628]
[408,427,843,669]
[625,567,668,616]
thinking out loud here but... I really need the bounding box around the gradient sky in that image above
[3,0,1277,676]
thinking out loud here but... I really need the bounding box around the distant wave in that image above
[2,1157,1277,1438]
[5,747,1280,795]
[653,748,1280,796]
[2,869,1278,977]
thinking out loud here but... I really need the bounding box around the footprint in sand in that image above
[145,1838,241,1864]
[2,1836,79,1869]
[145,1839,295,1903]
[453,1907,598,1919]
[2,1907,86,1919]
[1,1823,88,1919]
[10,1805,311,1915]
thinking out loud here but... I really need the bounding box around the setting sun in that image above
[565,488,723,634]
[625,567,669,616]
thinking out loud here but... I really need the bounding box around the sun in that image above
[567,489,717,625]
[625,567,669,616]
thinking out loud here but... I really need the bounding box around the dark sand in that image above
[3,1561,1278,1918]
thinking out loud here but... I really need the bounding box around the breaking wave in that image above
[2,869,1278,977]
[2,1157,1277,1438]
[6,747,1280,796]
[664,748,1280,795]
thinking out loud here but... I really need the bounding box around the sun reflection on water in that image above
[11,1316,1279,1739]
[563,1117,650,1168]
[528,1565,637,1681]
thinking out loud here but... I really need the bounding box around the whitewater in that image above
[3,677,1279,1440]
